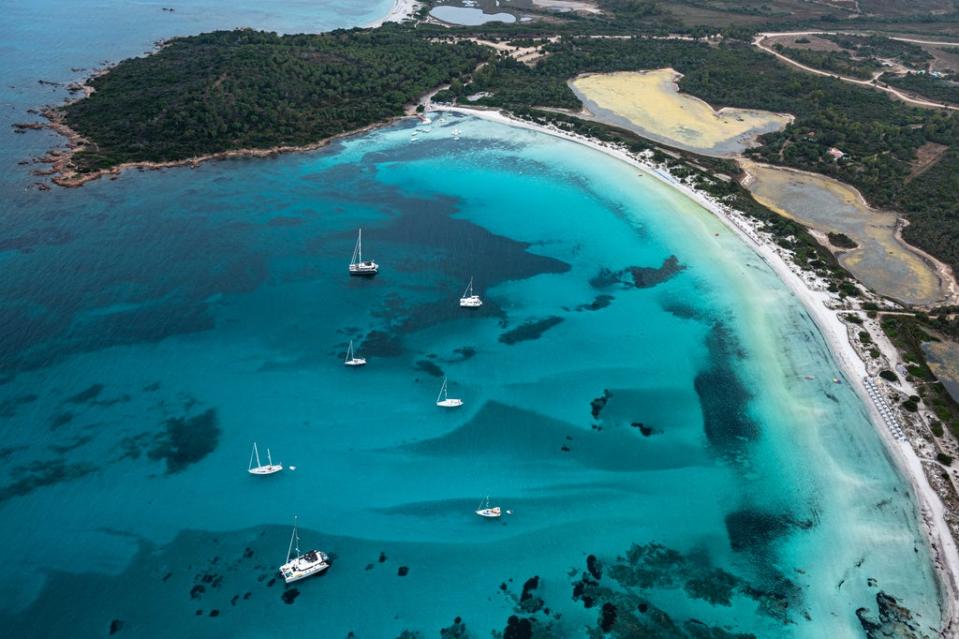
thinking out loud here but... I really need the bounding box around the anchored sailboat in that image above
[344,340,367,367]
[349,228,378,276]
[278,516,330,584]
[459,276,483,308]
[248,442,283,475]
[475,496,502,518]
[436,377,463,408]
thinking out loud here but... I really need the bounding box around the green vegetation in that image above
[886,72,959,105]
[828,232,858,249]
[882,316,959,437]
[938,452,954,466]
[771,44,879,80]
[879,369,899,382]
[62,27,490,171]
[821,34,932,70]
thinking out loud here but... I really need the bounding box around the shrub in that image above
[930,421,944,437]
[879,370,898,382]
[936,452,953,466]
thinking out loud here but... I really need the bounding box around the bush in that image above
[859,330,872,343]
[902,399,918,412]
[930,421,944,437]
[937,452,953,466]
[869,348,881,358]
[879,370,898,382]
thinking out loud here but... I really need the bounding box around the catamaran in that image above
[344,340,366,367]
[459,276,483,308]
[436,377,463,408]
[349,228,378,276]
[475,496,502,518]
[248,442,283,475]
[278,516,330,584]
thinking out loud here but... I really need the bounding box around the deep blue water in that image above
[0,2,944,638]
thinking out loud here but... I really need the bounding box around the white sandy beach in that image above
[434,103,959,635]
[367,0,422,27]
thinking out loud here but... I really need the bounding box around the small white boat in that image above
[436,377,463,408]
[475,496,502,518]
[459,276,483,308]
[248,442,283,475]
[344,340,367,367]
[348,228,378,276]
[278,516,330,584]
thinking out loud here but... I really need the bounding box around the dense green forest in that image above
[770,44,879,79]
[886,72,959,105]
[62,27,489,171]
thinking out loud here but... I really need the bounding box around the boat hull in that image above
[459,297,483,308]
[437,399,463,408]
[344,358,367,367]
[249,465,283,475]
[349,262,378,276]
[280,551,330,584]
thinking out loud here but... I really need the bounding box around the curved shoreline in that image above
[435,103,959,636]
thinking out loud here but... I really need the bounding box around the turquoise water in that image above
[0,2,945,638]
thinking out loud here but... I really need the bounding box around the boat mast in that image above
[346,340,353,361]
[357,228,363,263]
[287,516,300,562]
[437,378,447,403]
[250,442,261,470]
[267,448,273,467]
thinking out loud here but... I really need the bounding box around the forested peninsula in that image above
[57,27,489,173]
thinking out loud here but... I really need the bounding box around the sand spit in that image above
[569,69,793,157]
[432,103,959,637]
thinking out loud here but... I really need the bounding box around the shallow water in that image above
[0,3,945,638]
[741,160,946,306]
[430,6,518,24]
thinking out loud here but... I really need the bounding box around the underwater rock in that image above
[281,588,300,605]
[600,603,617,632]
[415,359,444,377]
[628,256,685,288]
[108,619,123,635]
[440,617,469,639]
[147,408,220,473]
[519,576,543,613]
[379,551,387,563]
[856,592,931,639]
[208,609,219,617]
[190,584,205,599]
[499,317,563,345]
[575,294,614,312]
[590,389,612,419]
[65,383,104,404]
[502,615,533,639]
[724,509,794,552]
[398,566,409,577]
[586,555,602,580]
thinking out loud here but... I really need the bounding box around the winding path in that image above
[753,31,959,111]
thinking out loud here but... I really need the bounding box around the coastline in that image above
[366,0,422,27]
[434,103,959,636]
[38,109,406,188]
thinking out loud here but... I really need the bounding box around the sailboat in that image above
[348,228,378,276]
[248,442,283,475]
[459,276,483,308]
[344,340,367,367]
[436,377,463,408]
[475,496,502,518]
[278,516,330,584]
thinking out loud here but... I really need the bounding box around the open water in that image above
[0,2,943,637]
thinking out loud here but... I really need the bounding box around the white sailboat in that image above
[248,442,283,475]
[348,228,378,276]
[278,516,330,584]
[475,496,502,518]
[344,340,367,367]
[459,276,483,308]
[436,377,463,408]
